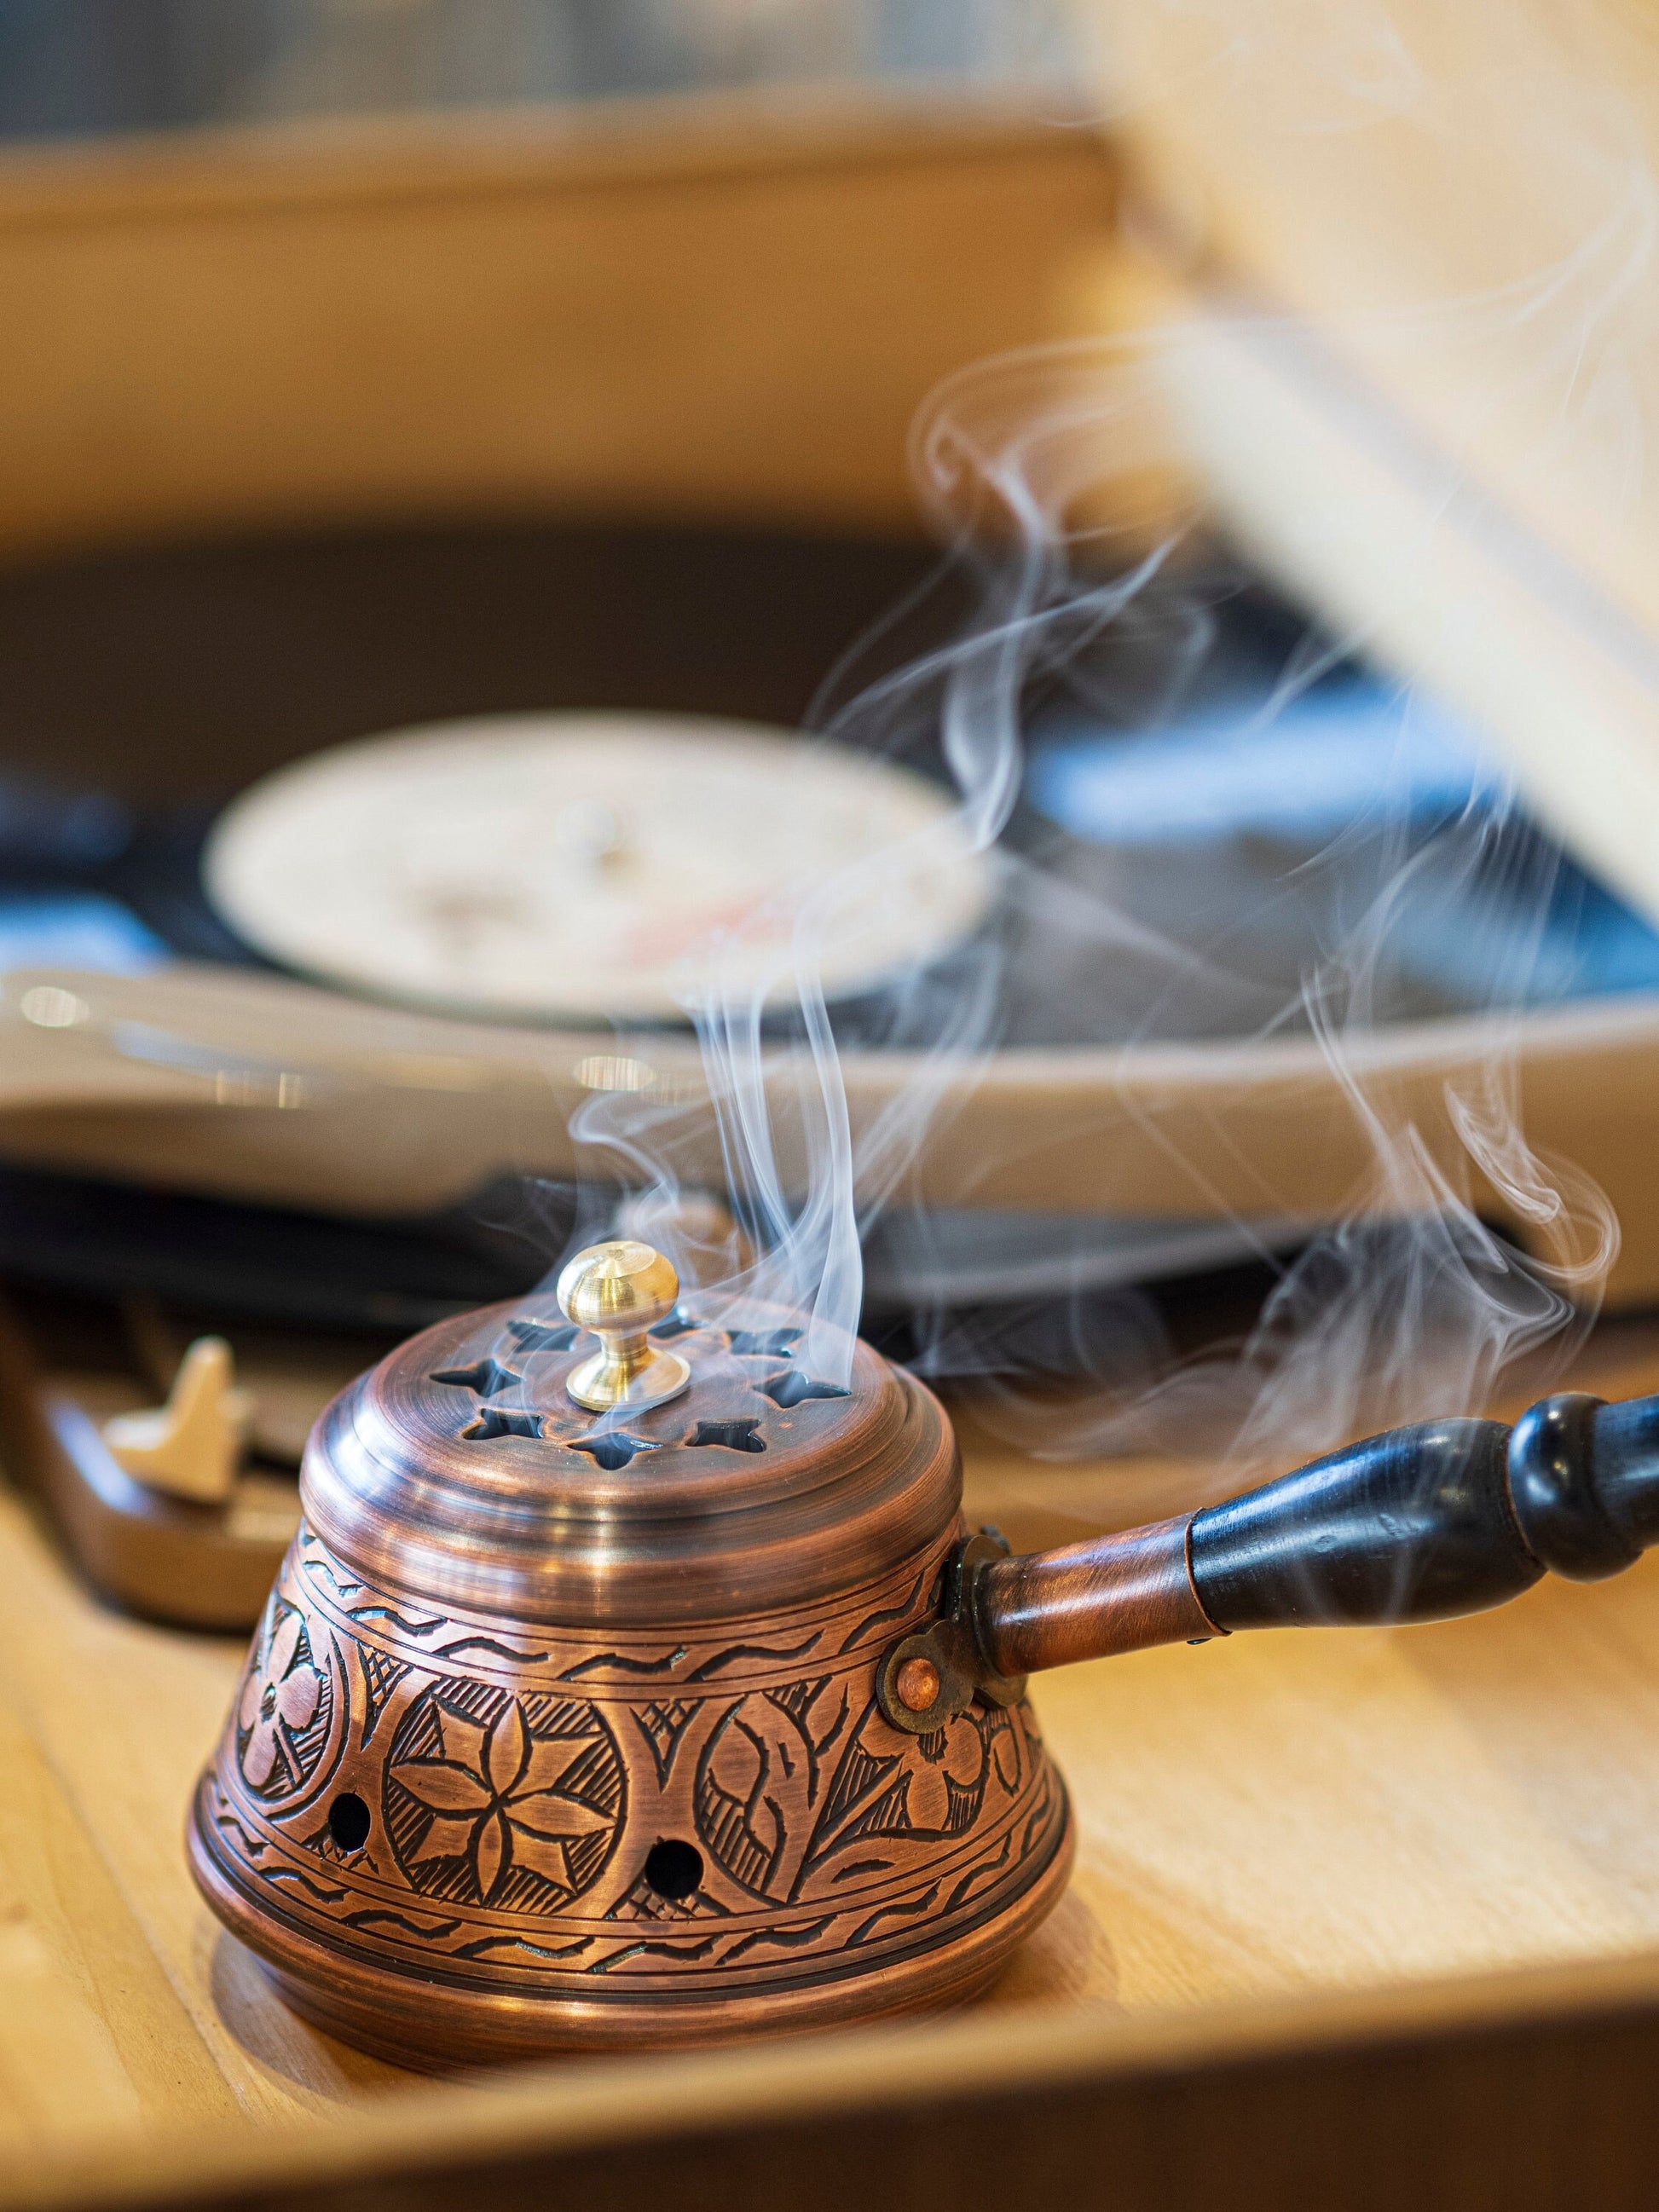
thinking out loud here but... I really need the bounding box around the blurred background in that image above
[3,0,1659,1570]
[0,0,1075,138]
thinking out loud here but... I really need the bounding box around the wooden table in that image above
[10,1320,1659,2208]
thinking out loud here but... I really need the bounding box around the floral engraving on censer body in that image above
[195,1524,1065,1995]
[383,1687,626,1909]
[236,1597,337,1800]
[187,1269,1077,2058]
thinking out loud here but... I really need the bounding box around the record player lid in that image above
[1082,0,1659,931]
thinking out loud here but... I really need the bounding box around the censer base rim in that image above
[188,1789,1074,2072]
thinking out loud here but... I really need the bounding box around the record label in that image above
[205,713,991,1022]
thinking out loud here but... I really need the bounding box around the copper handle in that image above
[974,1514,1216,1677]
[882,1389,1659,1730]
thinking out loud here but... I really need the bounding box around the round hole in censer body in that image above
[644,1838,703,1899]
[328,1792,372,1852]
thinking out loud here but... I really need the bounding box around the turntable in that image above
[3,78,1659,1644]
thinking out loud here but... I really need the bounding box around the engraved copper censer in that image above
[188,1240,1070,2065]
[191,1239,1659,2068]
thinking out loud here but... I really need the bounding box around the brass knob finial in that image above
[557,1239,691,1415]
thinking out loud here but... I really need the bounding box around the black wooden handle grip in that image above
[1190,1389,1659,1632]
[1191,1415,1535,1629]
[882,1389,1659,1730]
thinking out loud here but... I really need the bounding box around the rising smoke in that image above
[552,0,1645,1493]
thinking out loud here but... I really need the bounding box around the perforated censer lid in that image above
[205,713,992,1022]
[300,1294,959,1628]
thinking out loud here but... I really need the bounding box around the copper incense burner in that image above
[191,1241,1659,2069]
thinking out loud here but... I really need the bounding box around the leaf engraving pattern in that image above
[795,1699,1017,1891]
[696,1692,821,1900]
[690,1680,1016,1905]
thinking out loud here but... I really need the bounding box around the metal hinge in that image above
[876,1528,1028,1735]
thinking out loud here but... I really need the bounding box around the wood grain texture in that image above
[0,1479,406,2135]
[3,1314,1659,2200]
[0,93,1117,563]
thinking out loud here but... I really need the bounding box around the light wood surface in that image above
[7,1310,1659,2200]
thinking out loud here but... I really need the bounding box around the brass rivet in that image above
[895,1656,941,1713]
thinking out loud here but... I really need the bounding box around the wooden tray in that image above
[6,1302,1659,2207]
